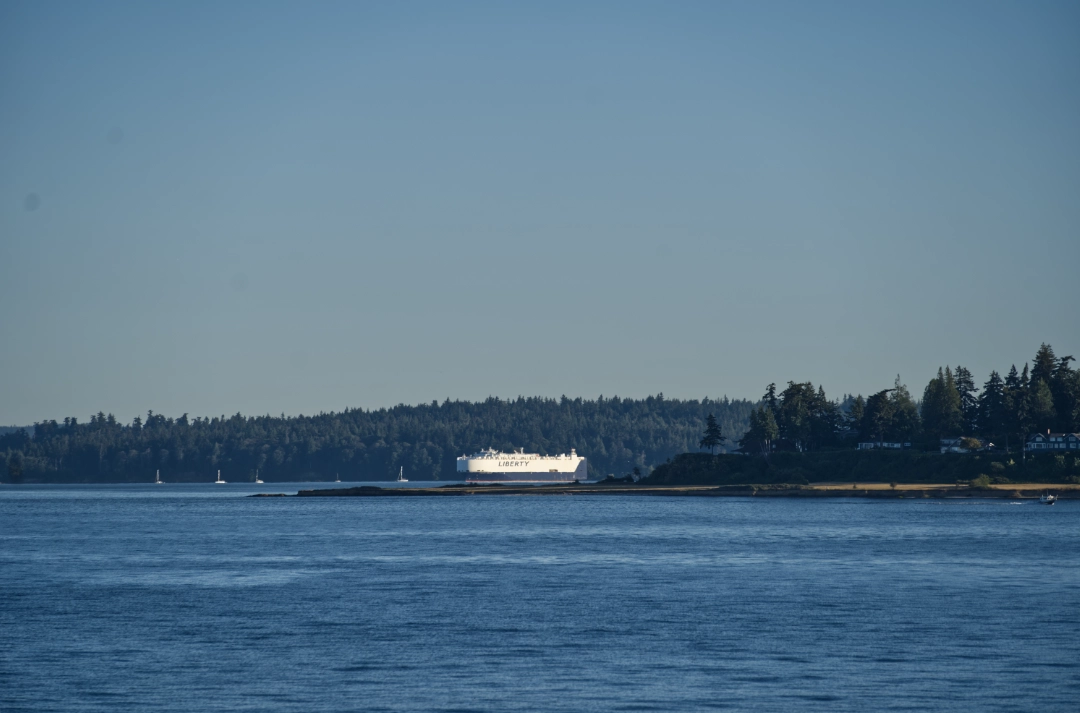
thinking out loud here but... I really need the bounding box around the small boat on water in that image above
[335,473,341,483]
[155,470,162,485]
[254,469,263,484]
[1039,493,1057,505]
[215,470,227,484]
[397,467,407,483]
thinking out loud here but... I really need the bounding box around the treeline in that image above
[737,377,918,453]
[3,343,1075,483]
[737,343,1078,454]
[0,395,754,483]
[919,343,1079,447]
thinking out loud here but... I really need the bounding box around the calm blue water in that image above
[1,485,1077,712]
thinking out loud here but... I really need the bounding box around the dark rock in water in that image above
[599,474,637,484]
[439,483,503,488]
[298,485,384,497]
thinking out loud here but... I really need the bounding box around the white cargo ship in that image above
[456,448,587,483]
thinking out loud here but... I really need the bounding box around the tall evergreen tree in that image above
[1015,364,1034,447]
[921,369,945,439]
[1050,354,1078,432]
[1002,365,1023,451]
[954,366,978,434]
[888,376,920,442]
[811,385,844,446]
[862,390,895,444]
[1031,343,1057,388]
[760,407,779,451]
[848,395,865,434]
[942,367,963,434]
[741,408,762,453]
[763,383,779,420]
[777,382,812,450]
[699,414,725,455]
[922,367,962,440]
[1029,379,1056,433]
[977,371,1008,443]
[739,407,778,456]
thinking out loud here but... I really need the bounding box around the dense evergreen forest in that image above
[0,396,754,483]
[3,343,1076,484]
[738,343,1079,455]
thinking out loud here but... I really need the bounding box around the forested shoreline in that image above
[3,343,1077,484]
[0,396,753,483]
[736,343,1079,455]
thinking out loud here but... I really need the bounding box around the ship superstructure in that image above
[456,448,587,483]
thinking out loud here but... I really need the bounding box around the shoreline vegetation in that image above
[0,395,754,484]
[643,450,1080,487]
[3,342,1077,485]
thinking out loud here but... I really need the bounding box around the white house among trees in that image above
[1025,432,1080,452]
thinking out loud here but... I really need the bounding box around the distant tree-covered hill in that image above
[0,396,754,483]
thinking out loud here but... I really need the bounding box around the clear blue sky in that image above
[2,0,1078,425]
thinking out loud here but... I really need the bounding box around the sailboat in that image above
[397,467,407,483]
[155,469,162,485]
[215,470,227,484]
[335,473,341,483]
[254,469,264,484]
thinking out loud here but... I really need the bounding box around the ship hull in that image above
[465,472,582,484]
[462,459,587,484]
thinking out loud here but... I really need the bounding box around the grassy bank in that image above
[642,450,1080,486]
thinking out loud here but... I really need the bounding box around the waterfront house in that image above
[1025,432,1080,452]
[940,437,968,454]
[940,437,992,453]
